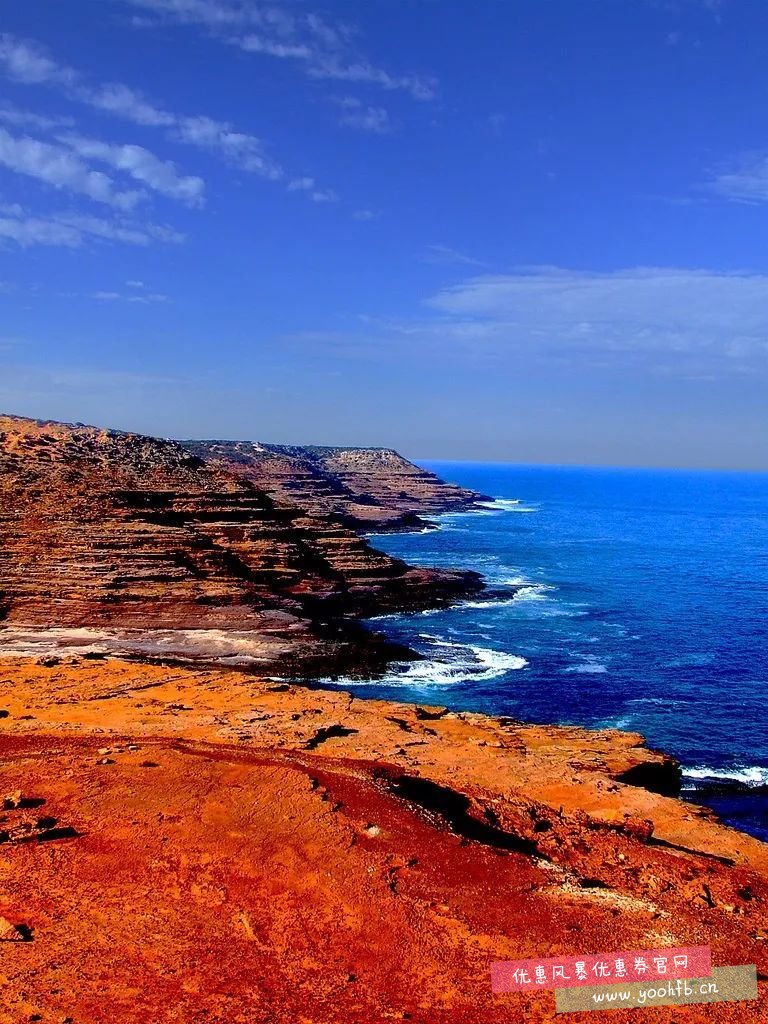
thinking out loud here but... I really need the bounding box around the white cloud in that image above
[0,203,184,248]
[0,213,83,247]
[287,176,337,203]
[306,58,434,100]
[0,33,76,87]
[174,116,282,178]
[0,127,143,209]
[236,34,314,60]
[285,267,768,378]
[288,176,316,192]
[0,101,75,131]
[333,96,393,134]
[708,154,768,203]
[353,208,379,221]
[422,267,768,371]
[60,133,206,205]
[0,34,286,183]
[309,187,337,203]
[93,288,169,303]
[122,0,266,28]
[61,211,184,245]
[120,0,437,100]
[84,81,175,127]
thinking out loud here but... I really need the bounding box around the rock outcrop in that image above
[0,656,766,1023]
[182,440,489,531]
[0,415,481,669]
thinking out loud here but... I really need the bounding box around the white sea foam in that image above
[478,497,540,513]
[432,498,540,516]
[457,598,520,610]
[476,498,522,510]
[682,766,768,788]
[366,526,439,537]
[512,582,557,601]
[564,661,609,674]
[664,653,716,668]
[402,579,556,616]
[339,637,528,688]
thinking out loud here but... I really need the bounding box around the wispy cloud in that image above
[353,208,380,221]
[420,244,487,267]
[707,153,768,203]
[422,267,768,372]
[92,287,169,303]
[333,96,394,134]
[173,115,282,179]
[0,203,184,248]
[120,0,437,101]
[0,34,76,87]
[0,33,294,186]
[0,127,143,209]
[59,133,205,205]
[0,101,75,131]
[285,267,768,378]
[287,176,338,203]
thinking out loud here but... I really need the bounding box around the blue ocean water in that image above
[327,464,768,840]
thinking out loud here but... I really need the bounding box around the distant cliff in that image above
[181,440,489,531]
[0,415,482,670]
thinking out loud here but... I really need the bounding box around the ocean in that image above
[321,463,768,842]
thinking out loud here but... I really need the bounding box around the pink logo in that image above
[491,945,711,992]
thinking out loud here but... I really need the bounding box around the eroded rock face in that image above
[182,440,490,531]
[0,415,481,667]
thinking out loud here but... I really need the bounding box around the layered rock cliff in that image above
[0,414,481,669]
[182,440,489,531]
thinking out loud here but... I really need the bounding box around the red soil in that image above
[0,658,765,1023]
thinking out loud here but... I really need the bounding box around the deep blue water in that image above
[326,464,768,841]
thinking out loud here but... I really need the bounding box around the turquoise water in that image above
[326,463,768,840]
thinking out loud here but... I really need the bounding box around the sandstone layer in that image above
[0,415,482,668]
[0,657,765,1024]
[182,439,490,531]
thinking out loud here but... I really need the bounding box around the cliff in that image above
[0,656,765,1023]
[181,439,489,531]
[0,414,481,669]
[1,413,766,1022]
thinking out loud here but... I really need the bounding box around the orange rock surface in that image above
[0,657,765,1023]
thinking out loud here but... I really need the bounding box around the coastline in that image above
[354,483,768,844]
[0,655,766,1021]
[2,414,766,1018]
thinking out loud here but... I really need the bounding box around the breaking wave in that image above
[342,636,528,688]
[682,765,768,789]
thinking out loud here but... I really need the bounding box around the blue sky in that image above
[1,0,767,467]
